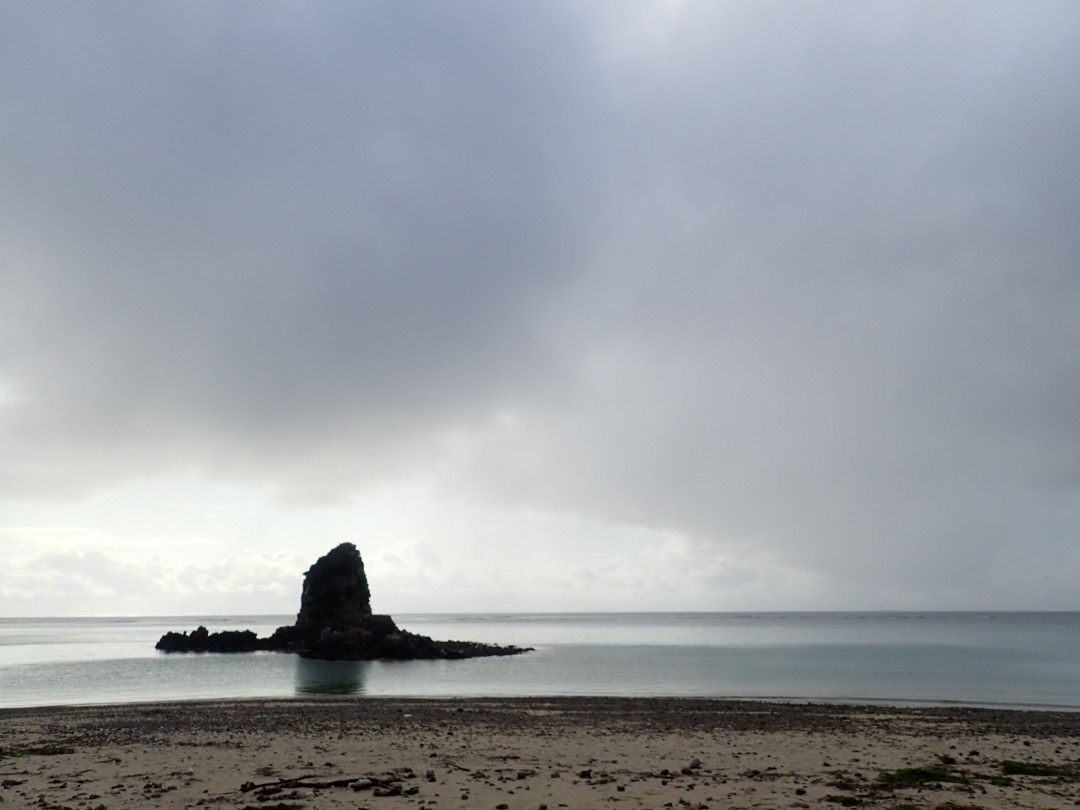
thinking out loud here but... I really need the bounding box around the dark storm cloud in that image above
[2,2,1079,606]
[0,2,598,493]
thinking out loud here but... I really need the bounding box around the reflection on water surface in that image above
[294,658,367,696]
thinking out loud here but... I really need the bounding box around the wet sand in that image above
[2,697,1079,809]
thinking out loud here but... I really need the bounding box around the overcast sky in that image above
[2,2,1079,617]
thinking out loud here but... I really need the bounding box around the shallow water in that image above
[2,612,1078,710]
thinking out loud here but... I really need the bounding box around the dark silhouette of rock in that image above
[156,626,265,653]
[294,543,371,632]
[155,543,531,660]
[367,613,399,637]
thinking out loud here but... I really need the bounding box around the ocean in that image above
[2,612,1079,710]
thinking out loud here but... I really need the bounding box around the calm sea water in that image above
[2,613,1079,710]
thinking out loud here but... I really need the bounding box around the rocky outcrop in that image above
[155,543,531,660]
[294,542,371,632]
[155,626,264,653]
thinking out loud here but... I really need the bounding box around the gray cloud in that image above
[0,545,301,615]
[1,2,600,493]
[2,2,1079,607]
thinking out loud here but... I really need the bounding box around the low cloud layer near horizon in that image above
[3,2,1079,615]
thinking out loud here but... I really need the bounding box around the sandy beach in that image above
[2,698,1079,809]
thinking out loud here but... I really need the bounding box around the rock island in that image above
[155,542,531,660]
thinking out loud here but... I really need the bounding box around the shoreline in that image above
[6,691,1080,715]
[5,695,1080,734]
[3,698,1080,809]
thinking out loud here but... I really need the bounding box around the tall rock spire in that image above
[295,542,372,630]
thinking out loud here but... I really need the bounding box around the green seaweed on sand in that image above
[877,767,969,786]
[0,743,73,759]
[999,760,1077,778]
